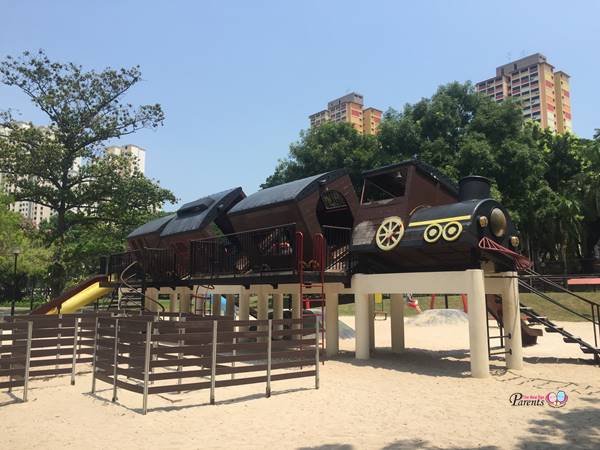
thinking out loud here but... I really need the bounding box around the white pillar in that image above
[169,290,177,313]
[225,294,236,318]
[291,292,301,331]
[272,293,284,334]
[368,294,375,351]
[211,293,221,316]
[257,292,268,342]
[239,291,250,322]
[179,288,191,314]
[144,288,159,312]
[325,292,339,357]
[466,269,490,378]
[501,271,523,370]
[355,293,370,360]
[390,293,405,353]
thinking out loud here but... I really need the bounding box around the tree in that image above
[0,50,176,293]
[262,122,380,189]
[0,193,51,301]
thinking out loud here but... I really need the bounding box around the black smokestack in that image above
[458,176,491,201]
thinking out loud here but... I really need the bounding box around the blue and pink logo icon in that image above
[545,390,568,408]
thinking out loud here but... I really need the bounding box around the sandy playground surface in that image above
[1,313,599,450]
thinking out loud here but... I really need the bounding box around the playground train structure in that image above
[32,158,600,369]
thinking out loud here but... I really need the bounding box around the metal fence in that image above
[91,315,320,414]
[0,312,321,414]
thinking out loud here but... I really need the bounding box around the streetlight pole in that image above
[11,247,21,318]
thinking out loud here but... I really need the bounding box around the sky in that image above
[1,0,599,208]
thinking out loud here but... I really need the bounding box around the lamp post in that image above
[11,247,21,317]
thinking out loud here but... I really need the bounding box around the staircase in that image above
[518,269,600,364]
[519,302,599,363]
[106,287,144,311]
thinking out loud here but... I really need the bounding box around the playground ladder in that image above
[297,232,326,349]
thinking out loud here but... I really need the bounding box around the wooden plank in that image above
[29,367,72,377]
[0,379,25,389]
[148,380,211,394]
[271,370,316,382]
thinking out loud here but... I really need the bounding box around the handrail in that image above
[521,268,600,307]
[518,280,597,324]
[191,223,297,243]
[119,261,165,313]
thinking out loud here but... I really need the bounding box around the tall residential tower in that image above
[309,92,382,135]
[476,53,572,133]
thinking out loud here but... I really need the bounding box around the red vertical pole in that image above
[461,294,468,313]
[429,294,436,310]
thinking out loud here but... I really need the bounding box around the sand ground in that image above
[1,316,599,450]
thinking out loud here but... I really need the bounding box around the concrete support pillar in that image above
[211,294,221,316]
[238,291,250,322]
[144,288,160,312]
[501,271,523,370]
[179,288,192,314]
[272,293,284,335]
[355,293,370,360]
[257,292,268,342]
[390,293,405,353]
[368,294,375,351]
[291,292,301,330]
[169,290,177,313]
[466,269,490,378]
[225,294,236,318]
[325,292,339,357]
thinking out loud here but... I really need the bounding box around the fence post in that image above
[71,317,80,385]
[266,319,272,398]
[23,321,33,402]
[210,320,218,405]
[178,317,186,386]
[142,320,152,415]
[112,319,119,402]
[315,316,320,390]
[91,317,99,394]
[56,314,62,371]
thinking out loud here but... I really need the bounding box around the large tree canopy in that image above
[0,50,176,293]
[264,82,600,273]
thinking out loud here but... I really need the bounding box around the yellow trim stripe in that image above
[409,215,472,228]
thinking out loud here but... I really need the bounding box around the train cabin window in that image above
[361,169,407,204]
[320,190,348,210]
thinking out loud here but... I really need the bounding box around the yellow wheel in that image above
[442,221,463,242]
[376,216,405,251]
[424,223,443,243]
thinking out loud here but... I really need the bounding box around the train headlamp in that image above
[490,208,507,238]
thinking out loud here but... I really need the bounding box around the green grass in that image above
[337,292,600,322]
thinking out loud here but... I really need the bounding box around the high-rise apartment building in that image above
[1,141,147,227]
[476,53,572,133]
[105,144,146,174]
[309,92,382,135]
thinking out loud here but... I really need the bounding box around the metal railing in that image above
[519,268,600,352]
[322,225,353,272]
[190,224,298,277]
[106,248,182,284]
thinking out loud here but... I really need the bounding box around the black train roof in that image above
[127,187,244,239]
[127,213,176,239]
[362,159,459,197]
[228,169,348,216]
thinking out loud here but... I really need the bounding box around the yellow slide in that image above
[32,275,113,315]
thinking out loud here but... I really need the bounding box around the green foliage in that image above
[0,193,52,299]
[262,122,380,189]
[0,50,176,293]
[265,81,600,273]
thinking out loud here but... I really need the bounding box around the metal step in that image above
[580,347,600,354]
[544,326,564,333]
